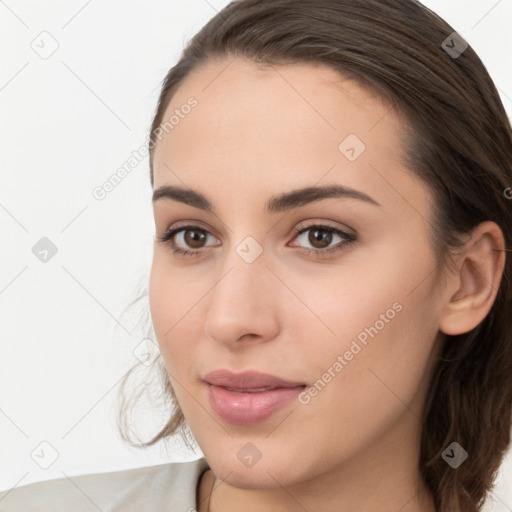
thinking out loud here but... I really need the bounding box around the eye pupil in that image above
[309,228,332,248]
[185,229,207,248]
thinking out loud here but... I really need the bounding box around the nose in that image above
[203,241,281,349]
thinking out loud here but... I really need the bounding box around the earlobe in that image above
[439,221,506,336]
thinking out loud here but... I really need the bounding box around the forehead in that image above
[151,57,426,216]
[154,57,403,159]
[155,57,400,149]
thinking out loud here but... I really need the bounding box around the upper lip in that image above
[203,369,306,390]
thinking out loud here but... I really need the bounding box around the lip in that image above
[203,369,306,389]
[203,369,306,425]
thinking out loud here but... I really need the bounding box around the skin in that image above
[148,57,505,512]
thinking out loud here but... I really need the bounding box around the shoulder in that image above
[0,457,209,512]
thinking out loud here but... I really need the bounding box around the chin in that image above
[204,450,307,490]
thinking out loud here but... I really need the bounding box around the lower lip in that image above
[207,384,305,425]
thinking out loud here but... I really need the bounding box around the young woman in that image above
[2,1,511,511]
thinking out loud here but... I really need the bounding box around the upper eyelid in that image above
[162,225,355,260]
[163,217,356,235]
[164,222,354,247]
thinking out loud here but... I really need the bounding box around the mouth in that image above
[203,368,306,389]
[203,369,307,425]
[223,386,287,392]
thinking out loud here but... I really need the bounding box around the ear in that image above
[439,221,506,335]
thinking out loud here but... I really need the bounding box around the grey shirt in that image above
[0,457,210,512]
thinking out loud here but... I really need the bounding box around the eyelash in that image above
[156,222,356,259]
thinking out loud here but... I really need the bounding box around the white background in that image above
[1,0,511,509]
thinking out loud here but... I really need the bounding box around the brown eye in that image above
[183,228,208,248]
[156,224,220,256]
[307,227,333,249]
[156,222,356,259]
[290,223,357,257]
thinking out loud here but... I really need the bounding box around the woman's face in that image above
[149,57,445,490]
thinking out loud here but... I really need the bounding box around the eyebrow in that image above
[152,184,380,213]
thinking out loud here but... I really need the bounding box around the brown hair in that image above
[116,1,512,510]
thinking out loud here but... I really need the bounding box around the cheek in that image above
[287,230,437,354]
[305,298,438,464]
[292,237,440,448]
[148,256,204,373]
